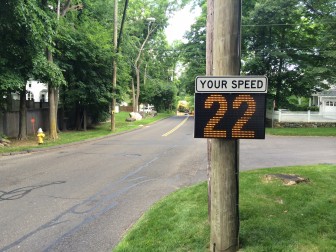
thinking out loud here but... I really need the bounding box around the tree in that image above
[56,17,113,129]
[133,18,156,112]
[141,79,177,112]
[0,0,56,139]
[178,0,335,110]
[40,0,85,139]
[1,0,205,138]
[242,0,336,108]
[122,0,192,112]
[180,1,207,94]
[300,0,336,88]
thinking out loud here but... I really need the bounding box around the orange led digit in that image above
[232,94,256,138]
[204,94,227,138]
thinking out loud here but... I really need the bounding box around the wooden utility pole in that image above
[206,0,214,221]
[111,0,118,131]
[210,0,241,251]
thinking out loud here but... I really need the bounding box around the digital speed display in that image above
[194,93,266,139]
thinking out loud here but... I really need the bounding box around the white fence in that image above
[266,110,336,123]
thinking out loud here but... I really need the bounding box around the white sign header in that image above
[195,76,268,93]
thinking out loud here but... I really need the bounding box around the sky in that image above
[165,4,202,44]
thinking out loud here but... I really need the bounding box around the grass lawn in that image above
[113,164,336,252]
[266,127,336,136]
[0,112,172,154]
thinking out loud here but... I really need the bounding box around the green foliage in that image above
[178,0,336,110]
[242,0,336,106]
[121,0,190,109]
[0,70,24,92]
[0,0,62,94]
[55,12,113,123]
[141,79,177,112]
[33,54,66,87]
[0,0,195,122]
[0,0,57,110]
[179,1,206,94]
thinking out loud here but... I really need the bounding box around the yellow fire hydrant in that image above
[37,128,45,144]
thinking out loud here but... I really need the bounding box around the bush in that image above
[307,106,319,111]
[286,103,318,111]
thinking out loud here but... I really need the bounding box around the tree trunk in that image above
[135,66,140,112]
[48,85,58,139]
[134,23,154,113]
[275,30,285,109]
[46,48,58,140]
[75,103,82,130]
[83,108,87,131]
[60,86,66,131]
[276,57,283,108]
[131,78,136,112]
[17,86,27,140]
[55,87,60,133]
[144,63,147,86]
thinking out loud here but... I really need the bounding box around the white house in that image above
[26,80,48,102]
[11,80,48,102]
[312,86,336,119]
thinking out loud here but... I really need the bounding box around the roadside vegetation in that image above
[113,164,336,251]
[0,112,172,154]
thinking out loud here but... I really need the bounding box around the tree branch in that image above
[60,0,83,17]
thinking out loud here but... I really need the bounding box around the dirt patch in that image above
[264,174,310,186]
[8,137,38,148]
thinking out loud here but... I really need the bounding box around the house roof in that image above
[320,88,336,97]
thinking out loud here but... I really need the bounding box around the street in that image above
[1,116,335,252]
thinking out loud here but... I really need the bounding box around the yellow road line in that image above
[162,116,189,137]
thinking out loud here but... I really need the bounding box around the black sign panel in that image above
[194,93,266,139]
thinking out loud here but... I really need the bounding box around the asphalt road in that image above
[0,116,335,252]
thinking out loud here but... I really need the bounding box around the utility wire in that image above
[242,21,336,27]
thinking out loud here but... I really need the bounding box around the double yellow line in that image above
[162,116,189,137]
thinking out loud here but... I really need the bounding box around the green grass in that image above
[114,182,210,252]
[0,112,172,154]
[113,164,336,252]
[240,165,336,251]
[266,127,336,136]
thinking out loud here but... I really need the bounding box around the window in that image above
[27,91,34,101]
[326,101,336,106]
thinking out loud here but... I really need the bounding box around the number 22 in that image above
[204,94,256,138]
